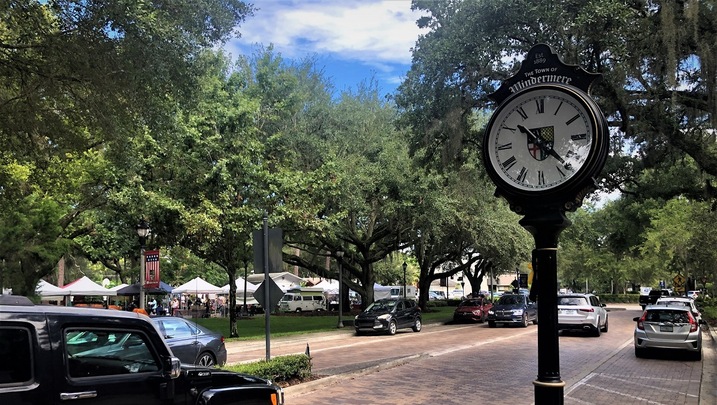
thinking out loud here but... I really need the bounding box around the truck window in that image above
[313,296,324,301]
[65,329,160,378]
[0,327,33,386]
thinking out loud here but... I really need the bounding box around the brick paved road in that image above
[226,305,714,405]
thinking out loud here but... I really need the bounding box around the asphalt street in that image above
[225,304,717,405]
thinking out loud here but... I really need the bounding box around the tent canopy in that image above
[172,277,223,294]
[62,276,117,296]
[221,277,258,294]
[36,279,68,297]
[313,279,339,294]
[116,281,173,296]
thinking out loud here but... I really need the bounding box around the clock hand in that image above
[517,125,571,170]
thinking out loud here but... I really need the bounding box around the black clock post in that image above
[482,44,610,405]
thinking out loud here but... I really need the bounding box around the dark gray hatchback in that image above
[354,298,422,335]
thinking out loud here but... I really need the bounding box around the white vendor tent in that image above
[313,279,339,294]
[220,277,258,294]
[35,279,68,297]
[172,277,224,294]
[62,276,117,296]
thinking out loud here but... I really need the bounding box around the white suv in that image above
[557,293,609,336]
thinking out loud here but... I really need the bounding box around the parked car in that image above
[654,297,702,324]
[687,290,700,300]
[453,297,493,323]
[354,298,422,335]
[633,304,704,360]
[0,294,283,405]
[428,291,446,300]
[556,293,608,336]
[152,316,227,366]
[487,293,538,328]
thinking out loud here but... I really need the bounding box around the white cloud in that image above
[230,0,426,65]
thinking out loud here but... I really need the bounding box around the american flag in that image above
[144,250,160,289]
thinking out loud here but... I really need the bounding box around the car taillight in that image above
[221,336,225,343]
[578,308,594,313]
[637,312,646,330]
[688,313,698,333]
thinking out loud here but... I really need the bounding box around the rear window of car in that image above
[0,327,33,387]
[645,309,690,323]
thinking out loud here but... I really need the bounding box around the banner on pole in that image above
[144,250,160,289]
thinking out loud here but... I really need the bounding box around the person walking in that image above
[171,297,180,317]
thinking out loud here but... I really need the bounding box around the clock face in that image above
[486,86,597,193]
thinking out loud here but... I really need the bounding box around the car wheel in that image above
[532,315,538,325]
[488,321,496,328]
[295,308,302,313]
[593,319,602,337]
[635,347,647,358]
[522,314,529,327]
[196,352,216,367]
[412,318,422,332]
[601,316,609,332]
[691,350,702,361]
[388,320,397,335]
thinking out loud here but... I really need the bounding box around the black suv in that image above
[0,295,283,405]
[354,298,422,335]
[487,293,538,327]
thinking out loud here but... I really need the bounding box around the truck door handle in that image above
[60,391,98,400]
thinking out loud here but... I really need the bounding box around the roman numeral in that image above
[517,167,527,183]
[501,126,516,132]
[498,143,512,150]
[556,166,566,178]
[571,133,587,141]
[502,156,517,170]
[535,99,545,114]
[538,170,545,185]
[517,107,528,120]
[565,114,580,125]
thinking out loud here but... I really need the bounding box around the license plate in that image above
[660,325,673,332]
[560,309,576,315]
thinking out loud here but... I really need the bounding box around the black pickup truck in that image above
[639,289,673,309]
[0,295,283,405]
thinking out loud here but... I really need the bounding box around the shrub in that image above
[223,354,312,383]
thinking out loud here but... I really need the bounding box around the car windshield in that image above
[459,299,482,307]
[497,295,523,305]
[558,297,588,306]
[656,300,690,309]
[365,300,396,312]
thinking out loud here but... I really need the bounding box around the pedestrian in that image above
[171,297,180,316]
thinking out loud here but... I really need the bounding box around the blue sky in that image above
[225,0,428,97]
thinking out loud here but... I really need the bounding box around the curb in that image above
[700,325,717,404]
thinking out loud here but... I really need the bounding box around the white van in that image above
[278,288,326,312]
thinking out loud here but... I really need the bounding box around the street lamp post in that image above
[136,220,151,312]
[402,262,407,298]
[336,250,344,328]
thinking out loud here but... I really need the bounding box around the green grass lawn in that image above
[192,305,456,341]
